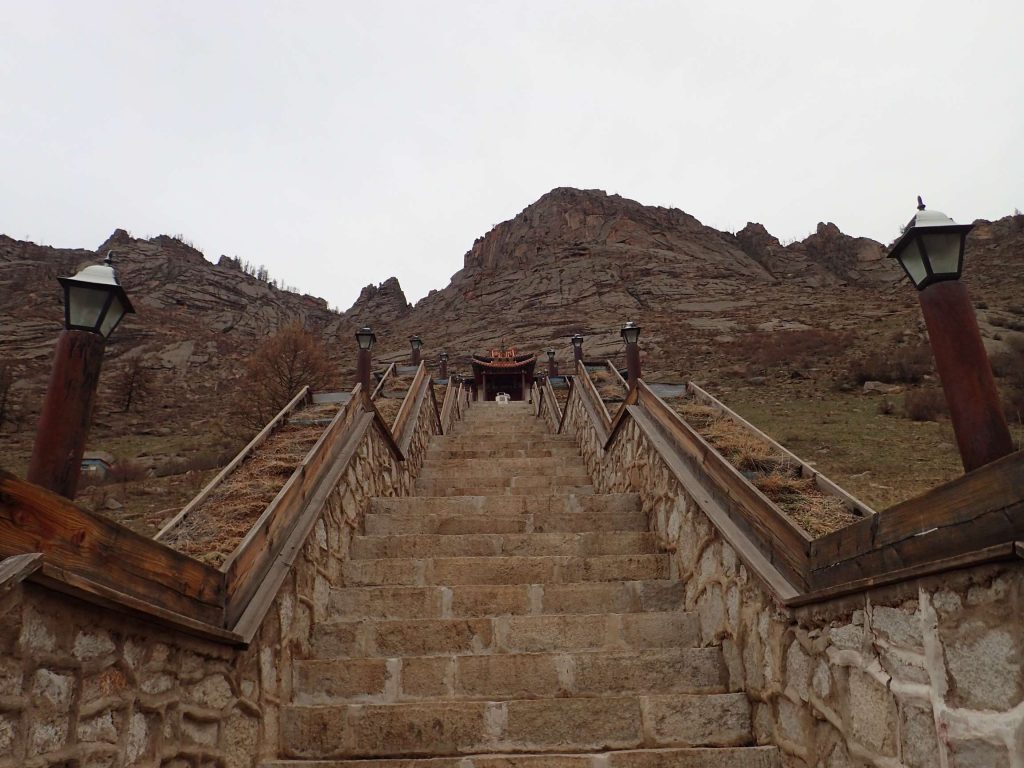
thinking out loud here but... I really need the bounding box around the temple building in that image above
[470,348,537,401]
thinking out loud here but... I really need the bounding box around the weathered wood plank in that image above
[156,386,311,540]
[606,359,629,391]
[0,472,225,623]
[810,449,1024,571]
[791,541,1023,608]
[810,498,1024,590]
[34,563,243,646]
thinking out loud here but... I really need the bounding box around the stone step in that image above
[343,554,670,587]
[263,746,781,767]
[311,611,699,658]
[281,693,752,759]
[294,648,727,704]
[413,481,595,497]
[426,446,579,460]
[369,494,638,517]
[350,531,658,560]
[449,425,555,436]
[330,580,685,619]
[435,434,576,448]
[364,510,647,536]
[417,459,590,478]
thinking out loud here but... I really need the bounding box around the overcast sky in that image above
[2,1,1022,310]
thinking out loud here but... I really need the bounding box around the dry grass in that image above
[590,368,626,404]
[671,401,861,537]
[160,402,338,566]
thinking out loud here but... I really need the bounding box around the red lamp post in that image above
[888,198,1013,472]
[28,252,134,498]
[547,349,558,377]
[570,334,584,365]
[355,326,376,391]
[439,351,448,380]
[409,335,423,366]
[621,321,642,388]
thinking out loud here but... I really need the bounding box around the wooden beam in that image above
[0,471,225,624]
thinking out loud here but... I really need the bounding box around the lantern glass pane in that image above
[899,240,929,287]
[67,284,109,331]
[99,294,125,338]
[921,232,962,277]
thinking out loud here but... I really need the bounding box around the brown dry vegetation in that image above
[671,402,861,537]
[160,401,338,566]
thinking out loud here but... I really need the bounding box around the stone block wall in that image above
[0,397,442,768]
[563,393,1024,768]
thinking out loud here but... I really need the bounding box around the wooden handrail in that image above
[440,378,455,433]
[542,377,562,427]
[605,359,629,391]
[221,387,365,625]
[371,362,396,401]
[157,386,311,540]
[391,362,426,449]
[688,383,875,519]
[573,360,610,444]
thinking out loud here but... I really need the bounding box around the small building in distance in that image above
[80,451,115,483]
[471,348,537,401]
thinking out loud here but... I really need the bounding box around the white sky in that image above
[2,1,1022,310]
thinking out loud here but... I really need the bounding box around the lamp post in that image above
[888,198,1013,472]
[409,335,423,366]
[620,321,642,388]
[570,333,584,365]
[439,351,448,380]
[355,326,376,391]
[28,251,134,498]
[547,349,558,377]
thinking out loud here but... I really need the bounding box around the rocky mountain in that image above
[2,188,1021,525]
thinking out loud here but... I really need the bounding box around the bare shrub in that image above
[111,356,155,412]
[729,329,853,371]
[904,388,947,422]
[230,323,336,430]
[851,343,933,384]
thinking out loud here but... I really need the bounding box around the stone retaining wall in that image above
[0,398,441,768]
[563,393,1024,768]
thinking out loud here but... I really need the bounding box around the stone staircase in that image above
[271,402,779,767]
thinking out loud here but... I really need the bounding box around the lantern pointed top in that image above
[917,195,925,211]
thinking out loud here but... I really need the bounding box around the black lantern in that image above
[57,251,134,338]
[355,326,376,350]
[409,335,423,351]
[570,334,583,350]
[439,351,448,363]
[620,321,642,345]
[887,197,973,290]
